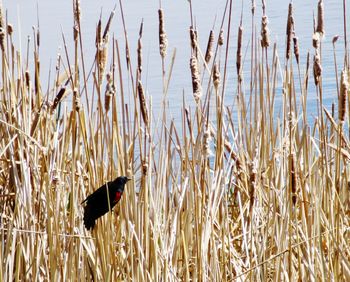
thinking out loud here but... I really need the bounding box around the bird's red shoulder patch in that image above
[114,191,122,203]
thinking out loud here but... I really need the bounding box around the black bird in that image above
[82,176,131,230]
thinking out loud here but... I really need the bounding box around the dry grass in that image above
[1,0,350,281]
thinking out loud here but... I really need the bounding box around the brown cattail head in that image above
[293,36,300,64]
[261,15,270,48]
[190,55,202,103]
[74,0,81,24]
[339,69,349,122]
[213,63,220,90]
[286,3,294,60]
[332,35,339,45]
[158,9,168,58]
[205,30,214,64]
[313,51,322,85]
[73,88,81,112]
[251,0,256,14]
[137,37,142,75]
[289,153,297,206]
[236,25,243,81]
[0,1,4,51]
[316,0,324,37]
[312,32,320,49]
[52,86,66,111]
[137,80,149,126]
[218,29,224,46]
[25,70,31,89]
[7,24,13,36]
[104,73,115,112]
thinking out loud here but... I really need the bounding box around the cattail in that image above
[0,1,4,51]
[98,41,108,83]
[293,36,300,64]
[332,35,339,45]
[218,29,224,46]
[305,52,310,90]
[260,15,270,48]
[73,88,81,112]
[7,24,13,36]
[25,70,31,89]
[236,25,243,81]
[190,55,202,102]
[313,51,322,85]
[158,9,168,58]
[316,0,324,37]
[213,63,220,90]
[74,0,81,24]
[104,73,115,112]
[205,30,214,63]
[137,80,149,126]
[251,0,256,14]
[137,37,142,75]
[73,0,81,42]
[137,22,143,75]
[95,19,102,48]
[289,153,297,206]
[52,86,66,111]
[286,3,294,60]
[203,128,212,158]
[312,32,320,49]
[339,69,349,122]
[189,26,198,50]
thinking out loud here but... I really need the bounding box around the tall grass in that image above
[1,0,350,280]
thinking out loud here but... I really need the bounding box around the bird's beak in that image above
[126,176,133,182]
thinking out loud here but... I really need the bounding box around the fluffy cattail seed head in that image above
[218,29,224,46]
[213,63,220,90]
[190,26,198,51]
[104,73,115,112]
[158,9,168,58]
[312,32,320,49]
[190,55,202,102]
[313,51,322,85]
[261,16,270,48]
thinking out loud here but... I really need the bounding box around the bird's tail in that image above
[83,205,95,231]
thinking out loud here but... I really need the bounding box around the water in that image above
[2,0,348,119]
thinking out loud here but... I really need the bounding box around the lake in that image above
[2,0,348,119]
